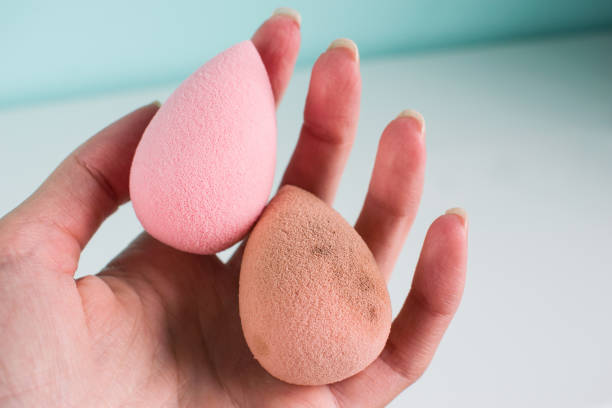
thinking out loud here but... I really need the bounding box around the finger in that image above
[331,211,468,407]
[252,8,301,105]
[355,111,426,280]
[228,38,361,268]
[0,103,159,274]
[281,38,361,204]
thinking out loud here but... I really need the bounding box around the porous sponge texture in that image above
[130,40,276,254]
[239,185,392,385]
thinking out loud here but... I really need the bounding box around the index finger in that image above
[252,8,301,106]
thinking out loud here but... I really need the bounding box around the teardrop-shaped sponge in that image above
[130,41,276,254]
[239,185,392,385]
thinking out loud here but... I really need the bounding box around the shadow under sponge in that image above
[239,185,392,385]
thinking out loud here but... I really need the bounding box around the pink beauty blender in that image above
[239,185,392,385]
[129,41,276,254]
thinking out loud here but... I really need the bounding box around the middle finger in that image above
[280,38,361,204]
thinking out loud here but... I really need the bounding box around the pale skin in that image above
[0,11,467,408]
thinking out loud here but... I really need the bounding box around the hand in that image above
[0,11,467,407]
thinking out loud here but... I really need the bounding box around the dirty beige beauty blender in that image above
[239,185,392,385]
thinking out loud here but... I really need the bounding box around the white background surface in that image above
[1,32,611,406]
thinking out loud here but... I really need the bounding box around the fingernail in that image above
[445,207,468,228]
[273,7,301,28]
[327,38,359,63]
[397,109,426,134]
[152,100,161,108]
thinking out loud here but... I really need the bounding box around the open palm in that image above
[0,11,467,408]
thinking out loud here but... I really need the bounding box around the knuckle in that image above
[380,341,429,385]
[0,217,79,275]
[0,220,37,269]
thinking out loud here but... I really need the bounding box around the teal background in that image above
[2,0,612,108]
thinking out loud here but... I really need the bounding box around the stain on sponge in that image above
[130,40,276,254]
[239,185,392,385]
